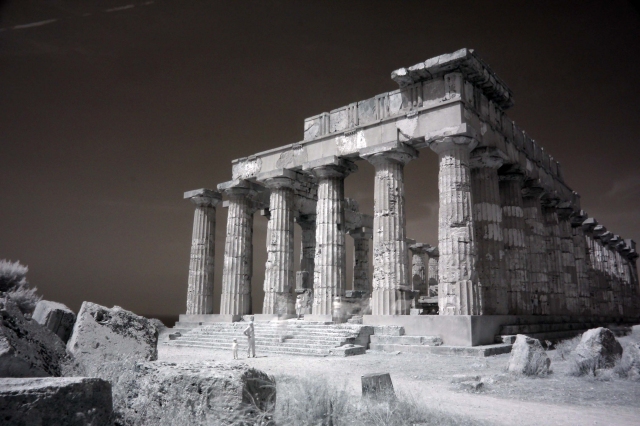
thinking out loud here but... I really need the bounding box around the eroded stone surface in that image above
[0,377,112,426]
[96,360,275,426]
[507,335,551,376]
[0,299,68,378]
[32,300,76,343]
[573,327,623,370]
[66,302,158,376]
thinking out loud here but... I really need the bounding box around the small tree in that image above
[0,259,41,316]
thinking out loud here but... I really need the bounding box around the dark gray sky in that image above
[1,0,639,322]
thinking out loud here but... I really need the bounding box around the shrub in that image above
[0,259,41,316]
[554,335,582,361]
[273,376,490,426]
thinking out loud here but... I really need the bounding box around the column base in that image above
[178,314,242,325]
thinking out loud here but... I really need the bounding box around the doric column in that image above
[184,189,222,315]
[542,203,566,315]
[364,144,418,315]
[261,176,296,315]
[304,158,356,315]
[218,181,260,316]
[349,227,372,296]
[429,136,478,315]
[408,243,429,300]
[426,246,439,298]
[498,171,530,314]
[570,211,592,315]
[296,215,316,292]
[522,183,549,315]
[557,204,579,314]
[470,148,507,315]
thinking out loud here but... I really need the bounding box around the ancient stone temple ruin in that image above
[179,49,639,347]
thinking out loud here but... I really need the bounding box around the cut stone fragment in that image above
[507,334,551,376]
[361,372,396,400]
[32,300,76,343]
[574,327,623,370]
[0,298,68,378]
[95,360,275,426]
[0,377,112,426]
[459,381,484,392]
[66,302,159,376]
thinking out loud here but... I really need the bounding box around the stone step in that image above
[191,328,358,336]
[369,343,512,357]
[167,342,335,356]
[369,335,442,346]
[174,338,352,349]
[495,329,588,344]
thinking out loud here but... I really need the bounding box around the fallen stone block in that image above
[507,335,551,376]
[459,381,483,392]
[66,302,158,376]
[621,342,640,375]
[32,300,76,343]
[450,374,481,383]
[328,344,366,356]
[573,327,622,370]
[0,377,112,426]
[0,298,68,378]
[96,360,275,426]
[361,372,396,400]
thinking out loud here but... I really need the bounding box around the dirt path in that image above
[159,345,640,426]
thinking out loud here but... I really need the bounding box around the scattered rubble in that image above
[0,298,68,378]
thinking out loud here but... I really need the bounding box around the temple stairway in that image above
[164,320,374,357]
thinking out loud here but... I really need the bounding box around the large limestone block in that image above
[574,327,622,369]
[0,377,112,426]
[361,372,396,400]
[32,300,76,343]
[621,343,640,376]
[0,298,68,378]
[67,302,158,376]
[96,360,275,426]
[507,335,551,376]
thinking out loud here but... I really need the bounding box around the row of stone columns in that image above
[184,135,638,319]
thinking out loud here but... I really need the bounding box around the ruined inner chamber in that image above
[180,48,639,346]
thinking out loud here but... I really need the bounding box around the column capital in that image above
[361,142,418,167]
[408,242,431,254]
[184,188,222,207]
[302,156,357,179]
[256,168,297,190]
[425,246,439,257]
[428,135,477,156]
[469,147,507,169]
[569,210,588,227]
[521,179,545,199]
[217,179,269,209]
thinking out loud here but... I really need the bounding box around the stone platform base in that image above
[368,343,513,357]
[249,314,297,321]
[363,314,638,347]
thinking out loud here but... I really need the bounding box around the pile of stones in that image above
[0,298,275,425]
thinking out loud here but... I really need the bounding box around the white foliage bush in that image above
[0,259,41,315]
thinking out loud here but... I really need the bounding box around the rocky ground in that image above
[160,334,640,426]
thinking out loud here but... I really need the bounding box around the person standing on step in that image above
[232,338,238,359]
[243,316,256,358]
